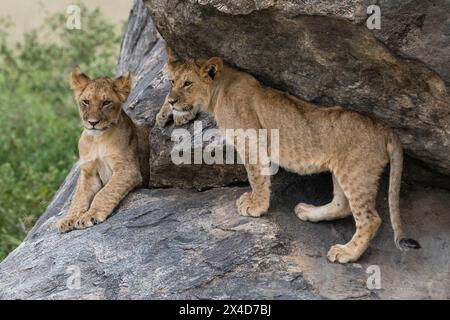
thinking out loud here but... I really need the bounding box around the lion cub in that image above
[156,47,420,263]
[56,68,149,233]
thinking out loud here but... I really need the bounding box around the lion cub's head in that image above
[165,46,223,114]
[70,68,131,136]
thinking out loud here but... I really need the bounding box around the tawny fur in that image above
[156,47,420,263]
[56,68,149,233]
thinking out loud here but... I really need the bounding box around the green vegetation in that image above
[0,4,122,259]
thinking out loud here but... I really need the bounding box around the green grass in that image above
[0,4,123,259]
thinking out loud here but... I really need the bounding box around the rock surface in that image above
[190,0,369,22]
[372,0,450,86]
[146,0,450,180]
[0,167,448,299]
[0,168,315,299]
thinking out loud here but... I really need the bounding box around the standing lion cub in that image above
[156,47,420,263]
[56,68,149,233]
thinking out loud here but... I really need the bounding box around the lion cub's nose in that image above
[88,120,100,127]
[168,98,178,106]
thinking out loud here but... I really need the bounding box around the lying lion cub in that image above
[56,69,149,233]
[156,47,420,263]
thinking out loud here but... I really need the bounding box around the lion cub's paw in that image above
[155,110,170,128]
[173,112,195,126]
[327,244,360,264]
[56,216,78,233]
[294,203,317,222]
[236,192,268,217]
[74,210,107,230]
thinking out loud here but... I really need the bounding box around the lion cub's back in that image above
[259,95,393,172]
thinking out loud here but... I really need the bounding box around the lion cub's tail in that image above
[387,132,421,251]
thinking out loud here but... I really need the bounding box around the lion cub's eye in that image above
[102,101,112,107]
[81,100,89,106]
[183,81,192,87]
[170,80,175,85]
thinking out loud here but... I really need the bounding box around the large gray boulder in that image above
[0,168,316,299]
[0,167,448,299]
[145,0,450,182]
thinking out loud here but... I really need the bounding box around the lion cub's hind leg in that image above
[327,172,382,264]
[295,174,351,222]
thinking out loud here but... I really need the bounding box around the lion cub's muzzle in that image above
[84,119,110,135]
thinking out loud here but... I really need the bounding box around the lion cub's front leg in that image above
[227,127,271,217]
[155,97,173,127]
[236,163,271,217]
[74,159,142,229]
[56,164,102,233]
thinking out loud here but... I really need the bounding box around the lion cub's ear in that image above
[200,57,223,82]
[113,73,132,102]
[70,67,91,94]
[166,44,182,73]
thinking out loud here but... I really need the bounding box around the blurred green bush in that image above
[0,4,123,260]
